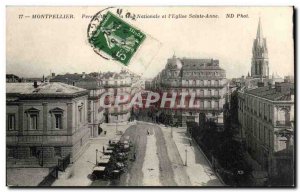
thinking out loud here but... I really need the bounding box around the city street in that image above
[91,122,222,186]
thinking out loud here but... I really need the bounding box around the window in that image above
[79,107,82,122]
[30,147,37,157]
[264,127,268,145]
[88,112,92,123]
[200,101,204,109]
[55,114,62,129]
[215,101,219,109]
[49,108,64,130]
[269,131,272,147]
[200,90,204,96]
[207,101,212,109]
[258,123,261,139]
[7,147,15,158]
[7,114,15,131]
[30,114,38,130]
[54,147,62,157]
[208,90,211,96]
[88,101,92,110]
[192,80,196,86]
[253,120,257,136]
[215,90,219,96]
[25,108,40,130]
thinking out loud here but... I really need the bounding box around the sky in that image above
[6,6,294,79]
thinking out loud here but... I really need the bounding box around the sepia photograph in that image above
[5,6,295,187]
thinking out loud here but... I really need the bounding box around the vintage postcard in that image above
[6,6,294,187]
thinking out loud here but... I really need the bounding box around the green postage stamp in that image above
[88,11,146,66]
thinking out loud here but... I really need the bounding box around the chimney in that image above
[257,82,264,87]
[82,72,86,79]
[33,81,38,88]
[268,82,272,89]
[284,76,291,83]
[275,82,293,94]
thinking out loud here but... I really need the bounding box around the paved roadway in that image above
[91,122,191,186]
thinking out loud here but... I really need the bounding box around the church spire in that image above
[250,17,269,78]
[256,17,265,47]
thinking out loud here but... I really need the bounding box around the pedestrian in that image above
[133,152,136,160]
[103,146,105,153]
[109,140,111,145]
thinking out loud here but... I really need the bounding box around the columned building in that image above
[6,82,90,167]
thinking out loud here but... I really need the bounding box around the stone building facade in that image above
[148,56,227,126]
[98,70,133,123]
[238,82,294,179]
[6,82,90,167]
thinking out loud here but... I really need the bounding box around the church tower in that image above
[251,18,269,78]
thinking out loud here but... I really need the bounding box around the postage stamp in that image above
[88,11,146,66]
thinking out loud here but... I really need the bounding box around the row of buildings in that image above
[6,70,139,167]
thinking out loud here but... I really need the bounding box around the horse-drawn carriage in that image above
[90,166,107,180]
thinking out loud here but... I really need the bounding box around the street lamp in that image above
[185,147,188,166]
[96,149,98,165]
[115,121,118,134]
[41,144,44,167]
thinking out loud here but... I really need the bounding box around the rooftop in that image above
[6,82,88,98]
[51,73,96,82]
[245,83,294,101]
